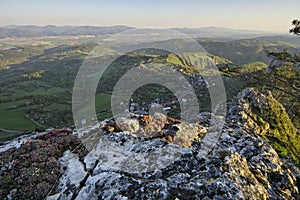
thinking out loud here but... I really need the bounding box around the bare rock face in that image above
[172,122,207,148]
[99,112,205,148]
[0,88,299,200]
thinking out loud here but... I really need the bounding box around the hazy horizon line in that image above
[0,24,287,34]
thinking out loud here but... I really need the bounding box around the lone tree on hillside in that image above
[290,19,300,35]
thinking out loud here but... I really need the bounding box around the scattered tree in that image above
[289,19,300,35]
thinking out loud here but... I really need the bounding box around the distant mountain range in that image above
[0,25,134,38]
[0,25,287,39]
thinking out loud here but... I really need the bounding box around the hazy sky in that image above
[0,0,298,32]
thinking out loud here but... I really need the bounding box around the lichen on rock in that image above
[1,88,299,200]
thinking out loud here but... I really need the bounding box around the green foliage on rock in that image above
[239,62,267,73]
[248,90,299,164]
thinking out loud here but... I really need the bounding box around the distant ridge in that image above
[0,25,134,38]
[0,25,283,39]
[172,26,282,38]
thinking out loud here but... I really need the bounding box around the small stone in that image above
[166,135,173,142]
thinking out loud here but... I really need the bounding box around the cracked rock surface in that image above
[0,88,299,200]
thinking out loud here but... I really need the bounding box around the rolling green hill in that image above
[0,34,299,142]
[200,38,300,64]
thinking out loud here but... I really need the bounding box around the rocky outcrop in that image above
[0,88,299,200]
[228,88,299,164]
[98,113,206,148]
